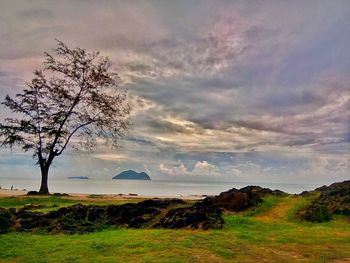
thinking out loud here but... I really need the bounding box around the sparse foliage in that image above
[0,40,130,194]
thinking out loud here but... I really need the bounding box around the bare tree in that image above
[0,40,130,194]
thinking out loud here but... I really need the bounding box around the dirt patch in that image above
[256,196,297,222]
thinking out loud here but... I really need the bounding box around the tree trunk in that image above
[39,166,49,194]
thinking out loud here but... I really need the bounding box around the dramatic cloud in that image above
[0,0,349,185]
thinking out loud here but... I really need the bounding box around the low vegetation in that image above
[0,195,143,213]
[297,181,350,222]
[0,182,349,262]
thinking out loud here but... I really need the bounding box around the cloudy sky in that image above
[0,0,349,185]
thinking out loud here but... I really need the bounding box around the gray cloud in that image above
[0,0,349,184]
[16,8,54,20]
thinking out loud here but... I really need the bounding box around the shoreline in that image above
[0,188,206,200]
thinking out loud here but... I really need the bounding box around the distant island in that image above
[67,176,89,180]
[112,170,151,180]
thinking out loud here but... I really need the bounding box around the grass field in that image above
[0,195,349,263]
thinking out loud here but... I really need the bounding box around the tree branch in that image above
[56,119,96,156]
[49,87,84,155]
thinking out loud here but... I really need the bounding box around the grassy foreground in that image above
[0,195,349,262]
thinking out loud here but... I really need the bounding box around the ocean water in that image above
[0,177,320,196]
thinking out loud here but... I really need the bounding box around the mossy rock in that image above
[0,208,13,233]
[302,205,332,222]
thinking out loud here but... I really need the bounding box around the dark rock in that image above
[8,208,17,213]
[156,202,224,230]
[86,207,106,222]
[202,185,286,212]
[27,191,40,196]
[299,191,310,196]
[13,210,48,231]
[22,204,46,210]
[315,185,328,192]
[0,208,12,234]
[298,180,350,222]
[129,216,147,228]
[52,193,69,197]
[27,191,69,197]
[105,201,162,227]
[140,198,186,208]
[0,198,191,234]
[300,204,332,222]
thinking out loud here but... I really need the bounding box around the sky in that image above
[0,0,349,185]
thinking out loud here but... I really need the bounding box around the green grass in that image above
[0,195,144,212]
[0,195,349,262]
[0,196,80,209]
[243,195,282,217]
[286,192,320,221]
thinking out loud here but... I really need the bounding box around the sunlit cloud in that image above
[91,154,125,162]
[1,0,349,184]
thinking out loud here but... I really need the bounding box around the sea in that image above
[0,177,320,197]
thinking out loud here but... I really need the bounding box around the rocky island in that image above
[112,170,151,180]
[67,176,89,180]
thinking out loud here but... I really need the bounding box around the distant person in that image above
[11,185,13,190]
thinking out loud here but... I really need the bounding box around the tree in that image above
[0,40,130,194]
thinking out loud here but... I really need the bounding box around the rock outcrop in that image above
[155,201,224,229]
[0,185,288,234]
[112,170,151,180]
[298,180,350,222]
[67,176,89,180]
[202,185,285,212]
[1,198,222,234]
[4,181,347,234]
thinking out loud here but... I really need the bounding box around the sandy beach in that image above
[0,189,28,196]
[0,188,205,200]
